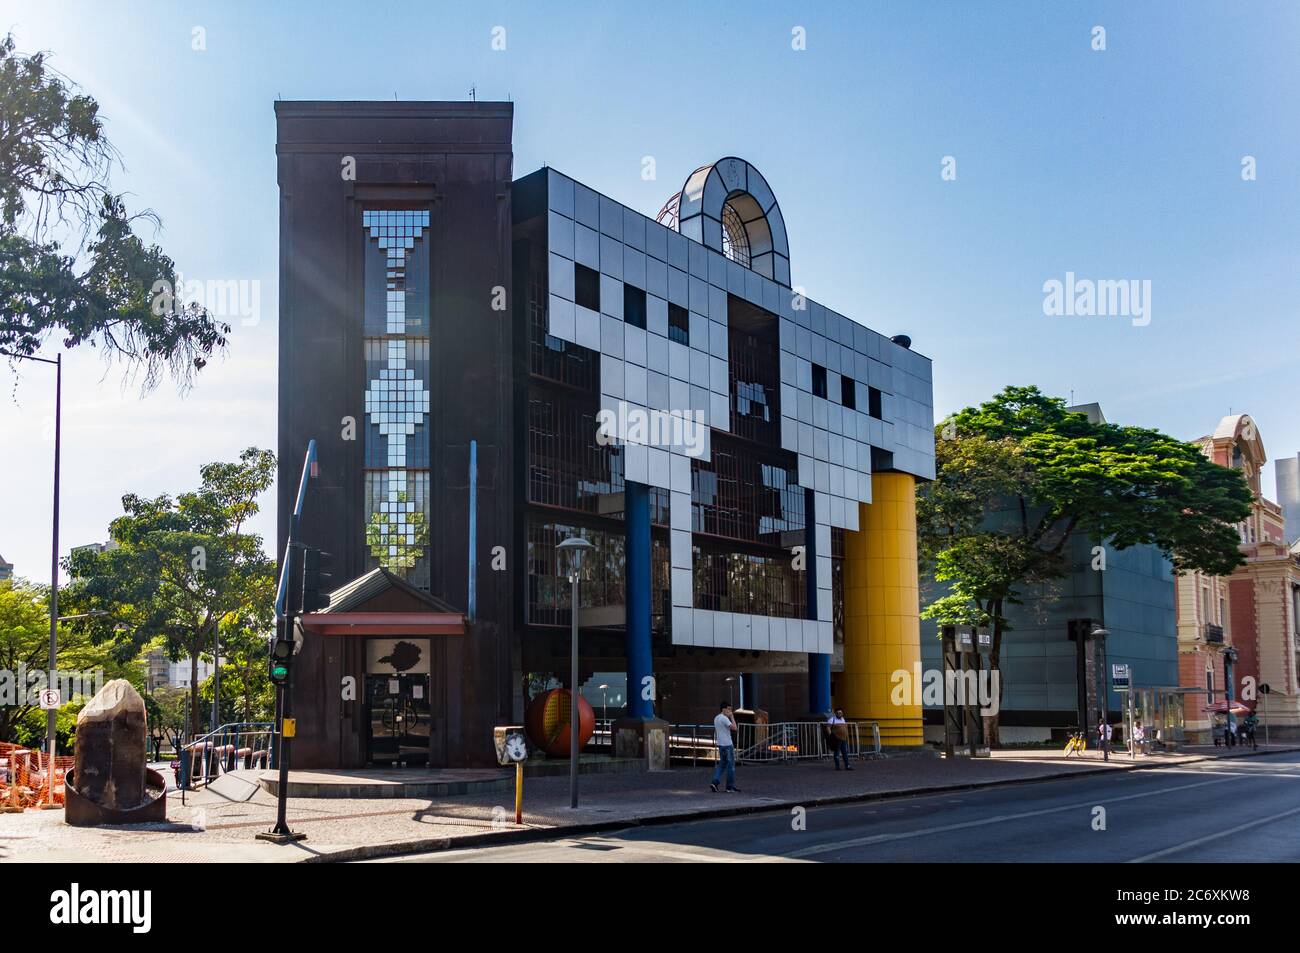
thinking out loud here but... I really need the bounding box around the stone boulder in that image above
[73,679,147,810]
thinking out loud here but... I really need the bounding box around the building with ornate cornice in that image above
[1177,415,1300,740]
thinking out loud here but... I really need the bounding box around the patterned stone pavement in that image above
[2,744,1292,863]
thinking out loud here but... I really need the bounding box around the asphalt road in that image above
[379,750,1300,863]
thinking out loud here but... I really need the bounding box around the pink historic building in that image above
[1177,415,1300,741]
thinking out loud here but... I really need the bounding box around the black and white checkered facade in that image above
[543,163,935,654]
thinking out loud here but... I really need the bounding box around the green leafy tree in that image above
[197,613,275,726]
[0,578,131,748]
[0,34,227,386]
[62,448,276,736]
[144,684,189,760]
[919,386,1253,743]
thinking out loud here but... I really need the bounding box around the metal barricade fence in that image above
[670,720,881,765]
[666,724,717,765]
[178,723,276,792]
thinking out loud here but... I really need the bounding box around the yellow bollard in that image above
[514,761,523,824]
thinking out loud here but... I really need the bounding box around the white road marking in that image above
[1126,804,1300,863]
[785,774,1252,859]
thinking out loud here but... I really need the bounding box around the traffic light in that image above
[301,547,334,612]
[283,543,304,616]
[269,623,294,687]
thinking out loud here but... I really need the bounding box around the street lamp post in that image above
[1092,627,1110,761]
[557,535,594,810]
[3,350,63,795]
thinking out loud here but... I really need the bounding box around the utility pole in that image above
[3,349,65,794]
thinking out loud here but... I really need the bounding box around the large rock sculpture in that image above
[73,679,148,810]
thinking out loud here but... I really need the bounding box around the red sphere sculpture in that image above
[525,689,595,757]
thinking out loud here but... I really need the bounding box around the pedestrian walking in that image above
[1096,717,1112,755]
[827,708,853,770]
[710,702,739,793]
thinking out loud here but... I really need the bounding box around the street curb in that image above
[303,745,1300,863]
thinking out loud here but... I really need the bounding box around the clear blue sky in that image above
[1,0,1297,581]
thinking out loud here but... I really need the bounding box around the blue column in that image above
[625,481,655,718]
[806,488,832,714]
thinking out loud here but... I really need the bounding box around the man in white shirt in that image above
[710,702,739,793]
[827,708,853,770]
[1097,718,1113,755]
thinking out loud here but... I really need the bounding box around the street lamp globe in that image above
[557,535,594,579]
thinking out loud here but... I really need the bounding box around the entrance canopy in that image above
[299,567,466,636]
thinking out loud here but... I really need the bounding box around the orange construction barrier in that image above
[0,740,73,810]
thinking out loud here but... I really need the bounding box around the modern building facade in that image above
[142,648,216,691]
[0,554,11,582]
[276,101,935,768]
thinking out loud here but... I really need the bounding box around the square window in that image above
[624,283,647,330]
[811,363,828,399]
[868,386,883,419]
[575,263,600,312]
[668,303,690,346]
[841,374,857,410]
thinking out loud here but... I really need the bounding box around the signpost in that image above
[39,689,60,806]
[1111,663,1130,691]
[494,726,528,824]
[1111,663,1132,759]
[954,628,990,758]
[1260,683,1271,747]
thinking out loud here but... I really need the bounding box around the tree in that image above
[0,34,227,386]
[198,608,275,725]
[144,684,189,760]
[0,578,130,748]
[62,448,277,736]
[918,386,1253,743]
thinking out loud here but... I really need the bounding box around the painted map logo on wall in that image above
[377,640,423,672]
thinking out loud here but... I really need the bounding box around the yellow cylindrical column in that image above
[839,471,923,746]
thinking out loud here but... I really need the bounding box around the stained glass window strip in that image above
[362,209,432,583]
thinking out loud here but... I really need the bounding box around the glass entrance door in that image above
[365,673,431,767]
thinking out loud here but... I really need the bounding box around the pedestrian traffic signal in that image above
[301,547,334,612]
[269,625,294,686]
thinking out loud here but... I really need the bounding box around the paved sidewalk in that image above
[2,743,1292,863]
